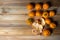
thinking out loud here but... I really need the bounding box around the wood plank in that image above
[0,7,59,15]
[0,25,59,35]
[0,27,32,36]
[0,0,60,7]
[0,14,59,21]
[0,15,28,20]
[0,15,59,26]
[0,35,60,40]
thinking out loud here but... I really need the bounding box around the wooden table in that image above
[0,0,59,40]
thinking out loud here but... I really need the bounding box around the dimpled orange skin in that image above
[28,11,35,18]
[35,3,42,10]
[27,4,34,10]
[45,18,51,25]
[42,29,51,37]
[36,11,41,17]
[43,3,49,10]
[50,23,56,29]
[49,11,55,17]
[42,11,49,19]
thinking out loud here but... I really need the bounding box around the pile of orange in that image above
[26,2,57,37]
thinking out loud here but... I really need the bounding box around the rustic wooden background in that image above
[0,0,59,40]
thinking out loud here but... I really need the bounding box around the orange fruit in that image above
[43,3,49,10]
[28,11,35,18]
[45,18,51,24]
[26,18,34,25]
[42,11,49,19]
[35,3,42,10]
[27,3,34,10]
[42,29,51,37]
[49,11,55,17]
[36,11,41,17]
[50,23,56,29]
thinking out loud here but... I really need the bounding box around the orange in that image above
[45,18,51,24]
[28,11,35,18]
[36,11,41,17]
[42,29,51,37]
[43,3,49,10]
[35,3,42,10]
[26,18,34,25]
[27,3,34,10]
[50,23,56,29]
[49,11,55,17]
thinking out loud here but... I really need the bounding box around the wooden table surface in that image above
[0,0,59,40]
